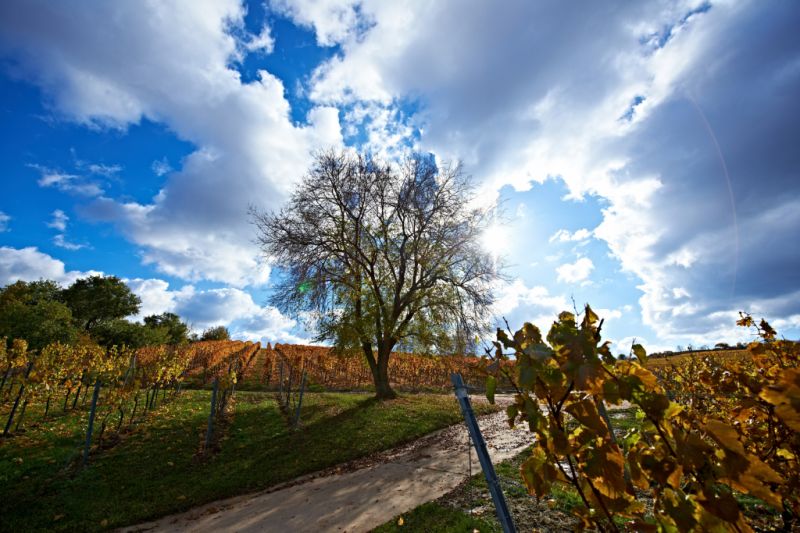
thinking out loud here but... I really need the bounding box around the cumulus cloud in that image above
[151,158,172,177]
[270,0,365,47]
[0,0,343,287]
[45,209,89,250]
[549,228,592,244]
[47,209,68,231]
[291,0,800,341]
[0,246,101,286]
[0,211,9,232]
[245,23,275,53]
[492,279,570,334]
[556,257,594,284]
[126,277,303,343]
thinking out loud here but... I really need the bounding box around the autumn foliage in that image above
[487,307,799,531]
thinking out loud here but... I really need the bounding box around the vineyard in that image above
[2,310,799,531]
[0,338,261,463]
[487,309,800,532]
[262,343,503,392]
[0,336,501,465]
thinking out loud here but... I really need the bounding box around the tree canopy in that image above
[61,275,141,332]
[252,150,499,399]
[144,312,190,345]
[0,280,77,351]
[0,276,191,351]
[200,325,230,341]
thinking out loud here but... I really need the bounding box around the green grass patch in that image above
[0,391,496,532]
[372,501,499,533]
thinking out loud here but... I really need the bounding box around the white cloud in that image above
[82,162,122,177]
[151,158,172,177]
[556,257,594,284]
[595,308,623,322]
[125,277,302,342]
[1,1,343,287]
[29,164,104,197]
[492,279,570,334]
[0,211,9,232]
[47,209,69,231]
[549,228,592,244]
[270,0,364,47]
[52,234,87,251]
[293,0,800,342]
[1,0,798,345]
[245,23,275,53]
[0,246,101,286]
[36,169,103,197]
[672,287,690,299]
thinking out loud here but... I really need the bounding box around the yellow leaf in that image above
[397,517,404,526]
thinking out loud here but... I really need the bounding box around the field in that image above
[2,314,799,532]
[645,348,750,369]
[0,389,497,531]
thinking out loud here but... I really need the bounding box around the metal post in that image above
[83,380,102,467]
[451,373,516,533]
[293,371,307,427]
[204,377,219,452]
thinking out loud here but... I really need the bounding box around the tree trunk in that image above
[373,342,397,400]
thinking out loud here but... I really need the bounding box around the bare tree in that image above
[251,150,500,399]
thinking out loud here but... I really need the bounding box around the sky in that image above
[0,0,798,353]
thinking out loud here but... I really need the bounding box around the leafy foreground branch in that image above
[486,306,799,532]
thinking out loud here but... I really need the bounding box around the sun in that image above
[480,222,509,260]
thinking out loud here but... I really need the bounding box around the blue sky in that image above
[0,0,798,353]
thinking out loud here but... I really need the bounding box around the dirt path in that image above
[123,399,529,533]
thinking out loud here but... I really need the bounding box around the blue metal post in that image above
[451,373,516,533]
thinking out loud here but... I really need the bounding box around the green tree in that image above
[143,312,190,345]
[92,319,170,349]
[200,325,230,341]
[252,150,498,399]
[62,275,140,332]
[0,280,77,351]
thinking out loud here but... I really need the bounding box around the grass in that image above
[0,390,497,532]
[372,406,644,532]
[375,404,786,532]
[373,501,499,533]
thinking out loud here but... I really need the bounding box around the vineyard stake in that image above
[3,361,34,436]
[451,373,516,533]
[204,377,219,452]
[0,365,10,393]
[293,370,307,427]
[279,360,284,400]
[14,399,28,432]
[82,379,102,467]
[73,370,86,410]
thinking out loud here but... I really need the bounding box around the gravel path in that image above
[122,397,529,533]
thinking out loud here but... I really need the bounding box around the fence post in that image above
[451,373,516,533]
[204,377,219,452]
[279,361,284,401]
[82,379,102,467]
[293,371,307,427]
[3,361,34,436]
